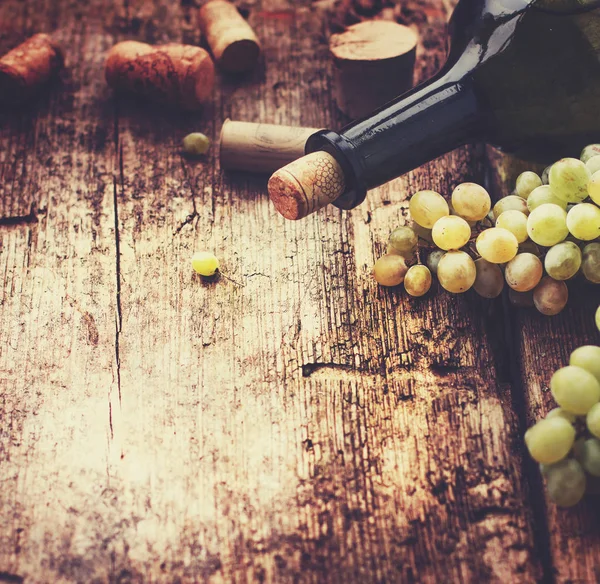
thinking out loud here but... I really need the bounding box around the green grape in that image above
[541,165,552,185]
[524,417,575,464]
[476,227,519,264]
[551,365,600,415]
[549,158,592,203]
[386,243,415,261]
[545,407,577,423]
[388,226,418,256]
[492,195,529,220]
[527,185,568,212]
[496,210,528,243]
[526,204,569,247]
[533,277,568,316]
[372,254,408,287]
[544,242,582,281]
[431,215,471,250]
[587,402,600,438]
[505,253,543,292]
[515,171,542,199]
[546,459,586,508]
[450,183,491,222]
[182,132,211,156]
[518,240,542,256]
[412,223,434,243]
[570,345,600,382]
[589,170,600,205]
[473,258,504,298]
[582,243,600,284]
[580,439,600,477]
[580,143,600,163]
[436,251,476,294]
[404,265,432,297]
[191,251,219,276]
[426,250,445,275]
[409,190,449,229]
[586,155,600,176]
[566,203,600,241]
[508,288,534,307]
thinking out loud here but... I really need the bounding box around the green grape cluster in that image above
[371,145,600,317]
[525,345,600,507]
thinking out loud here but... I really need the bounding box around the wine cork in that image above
[268,152,346,220]
[198,0,261,73]
[105,41,215,111]
[0,33,63,104]
[329,20,417,119]
[220,120,321,174]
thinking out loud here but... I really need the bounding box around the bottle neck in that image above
[306,71,485,210]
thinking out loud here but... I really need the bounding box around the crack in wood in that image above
[0,203,39,227]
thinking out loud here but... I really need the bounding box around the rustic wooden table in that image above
[1,1,599,582]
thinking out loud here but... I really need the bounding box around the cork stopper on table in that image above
[268,152,346,220]
[329,20,417,119]
[0,33,63,104]
[198,0,261,73]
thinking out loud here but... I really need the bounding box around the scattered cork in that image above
[329,20,417,119]
[268,151,346,220]
[0,33,63,105]
[198,0,261,73]
[105,41,215,111]
[220,120,321,174]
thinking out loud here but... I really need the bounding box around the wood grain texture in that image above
[0,0,594,582]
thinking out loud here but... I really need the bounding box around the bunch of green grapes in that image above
[371,144,600,316]
[524,345,600,507]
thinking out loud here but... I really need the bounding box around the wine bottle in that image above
[268,0,600,220]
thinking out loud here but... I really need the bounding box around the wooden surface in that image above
[0,1,598,583]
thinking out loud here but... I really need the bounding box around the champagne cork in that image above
[0,33,63,104]
[268,152,346,220]
[329,20,417,119]
[198,0,261,73]
[105,41,215,111]
[220,120,321,174]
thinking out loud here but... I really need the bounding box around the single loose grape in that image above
[527,185,568,212]
[496,210,528,243]
[587,402,600,438]
[451,183,491,221]
[580,143,600,163]
[524,417,575,464]
[492,195,529,220]
[582,243,600,284]
[409,190,449,229]
[544,242,582,281]
[549,158,592,203]
[566,203,600,241]
[551,365,600,414]
[515,171,542,199]
[182,132,211,156]
[586,155,600,176]
[570,345,600,382]
[473,258,504,298]
[476,227,519,264]
[545,407,577,423]
[588,170,600,205]
[388,226,418,256]
[508,288,535,307]
[541,165,552,185]
[527,203,569,247]
[372,254,408,287]
[431,215,471,250]
[404,265,432,297]
[533,277,568,316]
[426,250,445,275]
[191,251,219,276]
[580,439,600,477]
[505,253,543,292]
[546,458,586,507]
[437,250,476,293]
